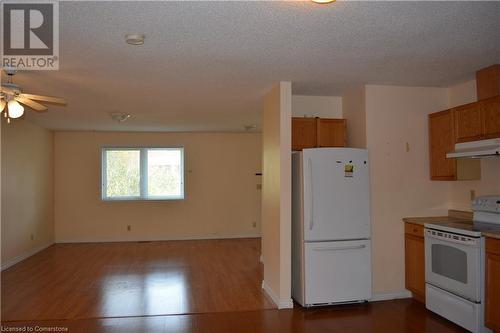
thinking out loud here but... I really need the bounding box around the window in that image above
[102,147,184,201]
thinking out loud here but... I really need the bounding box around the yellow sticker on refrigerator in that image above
[345,164,354,177]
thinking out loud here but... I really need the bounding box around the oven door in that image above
[424,229,481,302]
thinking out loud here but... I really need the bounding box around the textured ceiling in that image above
[4,1,500,131]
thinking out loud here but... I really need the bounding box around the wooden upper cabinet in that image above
[485,238,500,332]
[454,102,483,143]
[316,118,346,148]
[292,117,346,151]
[292,118,317,151]
[429,110,456,180]
[482,95,500,139]
[476,64,500,101]
[428,110,481,181]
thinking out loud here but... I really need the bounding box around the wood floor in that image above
[1,239,274,321]
[1,300,467,333]
[1,239,468,333]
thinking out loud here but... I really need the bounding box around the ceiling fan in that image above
[0,69,66,123]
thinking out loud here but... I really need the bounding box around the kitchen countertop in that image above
[403,210,473,226]
[482,231,500,240]
[402,216,469,226]
[403,210,500,239]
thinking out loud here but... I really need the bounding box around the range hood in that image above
[446,138,500,159]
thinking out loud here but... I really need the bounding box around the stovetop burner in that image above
[425,220,500,237]
[425,195,500,237]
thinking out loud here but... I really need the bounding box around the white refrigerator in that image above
[292,148,372,307]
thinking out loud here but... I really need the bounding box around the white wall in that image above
[365,85,451,295]
[262,82,293,308]
[1,120,54,269]
[292,95,342,118]
[54,131,262,242]
[342,80,500,296]
[447,79,477,108]
[342,86,366,148]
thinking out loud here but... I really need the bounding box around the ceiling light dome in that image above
[312,0,335,3]
[7,100,24,119]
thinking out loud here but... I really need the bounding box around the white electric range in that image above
[424,195,500,333]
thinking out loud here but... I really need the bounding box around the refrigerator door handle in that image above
[313,245,366,252]
[308,157,314,231]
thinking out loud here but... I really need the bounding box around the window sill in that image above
[101,197,185,202]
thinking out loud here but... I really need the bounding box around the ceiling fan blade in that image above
[0,86,16,95]
[19,93,66,105]
[15,96,48,112]
[0,99,5,112]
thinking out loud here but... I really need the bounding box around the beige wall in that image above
[292,95,342,118]
[54,131,262,242]
[342,86,367,148]
[447,79,477,108]
[262,82,292,308]
[345,81,499,296]
[447,79,500,211]
[365,85,451,295]
[1,120,54,268]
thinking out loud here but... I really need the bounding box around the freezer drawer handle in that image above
[313,245,366,252]
[308,157,314,231]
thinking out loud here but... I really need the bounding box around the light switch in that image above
[470,190,476,201]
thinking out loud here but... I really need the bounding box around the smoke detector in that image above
[125,34,145,45]
[110,112,131,122]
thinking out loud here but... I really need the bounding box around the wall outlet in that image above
[405,142,410,152]
[127,225,131,231]
[252,222,257,228]
[470,190,476,201]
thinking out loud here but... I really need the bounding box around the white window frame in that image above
[101,147,185,201]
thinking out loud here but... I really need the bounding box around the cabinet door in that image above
[482,96,500,140]
[316,118,346,147]
[429,110,456,180]
[485,239,500,332]
[476,64,500,101]
[405,233,425,303]
[292,118,317,151]
[454,103,483,143]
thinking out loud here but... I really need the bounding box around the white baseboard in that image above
[1,242,54,271]
[261,280,294,309]
[55,234,261,244]
[370,290,412,302]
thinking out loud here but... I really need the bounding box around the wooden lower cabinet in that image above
[405,223,425,303]
[485,237,500,332]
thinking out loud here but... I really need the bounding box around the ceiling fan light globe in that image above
[7,100,24,118]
